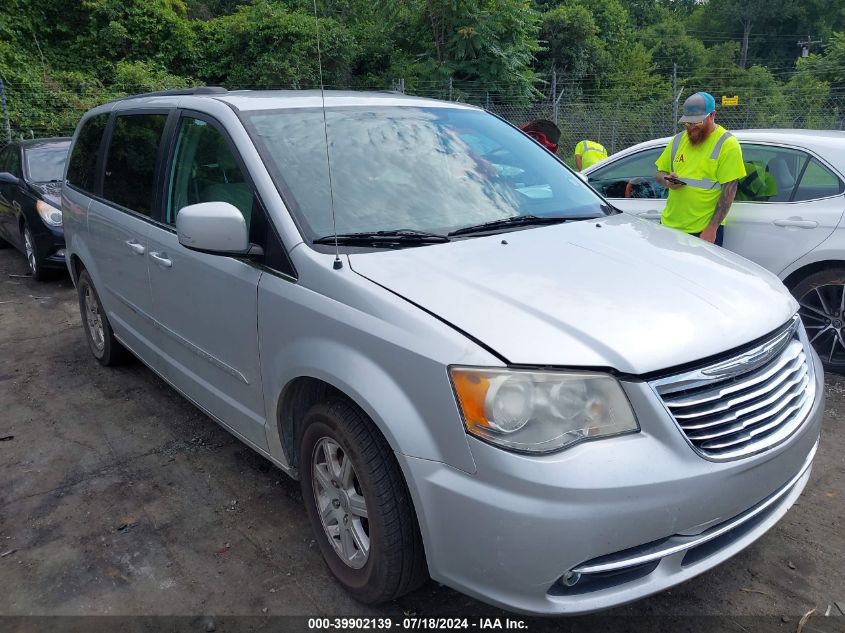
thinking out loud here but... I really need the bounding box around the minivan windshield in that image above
[243,106,609,242]
[25,141,70,183]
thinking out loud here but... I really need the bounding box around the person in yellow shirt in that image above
[574,140,608,171]
[655,92,746,246]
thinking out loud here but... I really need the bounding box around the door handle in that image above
[149,251,172,268]
[125,240,145,255]
[637,211,663,220]
[773,219,818,229]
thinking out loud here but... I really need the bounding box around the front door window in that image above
[587,147,667,199]
[167,117,253,228]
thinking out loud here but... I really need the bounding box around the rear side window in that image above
[103,114,168,216]
[67,114,108,192]
[793,159,844,202]
[737,144,807,202]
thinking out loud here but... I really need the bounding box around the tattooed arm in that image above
[700,179,739,243]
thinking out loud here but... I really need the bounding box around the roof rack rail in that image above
[113,86,227,102]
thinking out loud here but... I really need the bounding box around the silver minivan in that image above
[62,88,823,615]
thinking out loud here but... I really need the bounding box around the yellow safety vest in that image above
[655,126,746,233]
[575,140,608,170]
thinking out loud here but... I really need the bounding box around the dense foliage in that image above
[1,0,844,137]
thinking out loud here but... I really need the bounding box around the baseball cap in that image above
[678,92,716,123]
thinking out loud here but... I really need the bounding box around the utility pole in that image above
[797,35,822,58]
[0,79,10,144]
[551,68,558,125]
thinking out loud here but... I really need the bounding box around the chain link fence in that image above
[2,77,844,159]
[445,94,845,158]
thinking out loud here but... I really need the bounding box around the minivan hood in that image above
[348,214,797,375]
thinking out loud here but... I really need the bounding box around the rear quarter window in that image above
[67,114,108,193]
[793,159,844,202]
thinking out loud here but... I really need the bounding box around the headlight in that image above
[36,200,62,226]
[450,367,639,453]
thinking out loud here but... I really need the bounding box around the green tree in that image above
[640,17,706,79]
[689,0,798,69]
[538,3,600,84]
[800,32,845,89]
[195,0,358,88]
[76,0,196,76]
[409,0,541,100]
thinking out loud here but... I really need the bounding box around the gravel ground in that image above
[0,247,843,633]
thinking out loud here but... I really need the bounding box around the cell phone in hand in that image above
[665,176,686,186]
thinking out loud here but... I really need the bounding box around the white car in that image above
[584,130,845,372]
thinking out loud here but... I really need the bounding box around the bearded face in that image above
[686,114,716,145]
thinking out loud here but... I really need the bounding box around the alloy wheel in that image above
[83,283,105,352]
[798,284,845,366]
[23,226,37,275]
[311,437,370,569]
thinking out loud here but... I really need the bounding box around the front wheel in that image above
[793,267,845,373]
[22,222,48,281]
[300,399,427,604]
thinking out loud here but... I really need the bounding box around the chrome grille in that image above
[651,318,815,460]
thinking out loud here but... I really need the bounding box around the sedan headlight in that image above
[36,200,62,226]
[450,367,639,453]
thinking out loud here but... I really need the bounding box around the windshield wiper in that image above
[448,214,596,237]
[313,229,451,246]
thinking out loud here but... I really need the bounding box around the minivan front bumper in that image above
[399,353,823,615]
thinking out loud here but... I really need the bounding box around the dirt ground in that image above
[1,246,844,632]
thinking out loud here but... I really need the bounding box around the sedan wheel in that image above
[22,224,45,281]
[794,267,845,372]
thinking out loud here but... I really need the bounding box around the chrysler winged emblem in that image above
[701,318,799,378]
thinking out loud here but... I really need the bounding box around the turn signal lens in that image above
[449,367,639,453]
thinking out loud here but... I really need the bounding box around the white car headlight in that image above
[36,200,62,227]
[450,367,639,453]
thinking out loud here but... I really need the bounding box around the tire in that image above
[0,234,10,249]
[792,266,845,373]
[76,269,130,366]
[300,398,427,604]
[22,222,49,281]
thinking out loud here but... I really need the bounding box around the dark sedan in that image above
[0,138,71,280]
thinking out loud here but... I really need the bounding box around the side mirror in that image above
[176,202,249,254]
[0,171,21,186]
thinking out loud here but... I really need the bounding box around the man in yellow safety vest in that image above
[655,92,745,246]
[574,140,607,171]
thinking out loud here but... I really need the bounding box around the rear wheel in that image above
[793,267,845,373]
[299,398,427,604]
[76,269,130,366]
